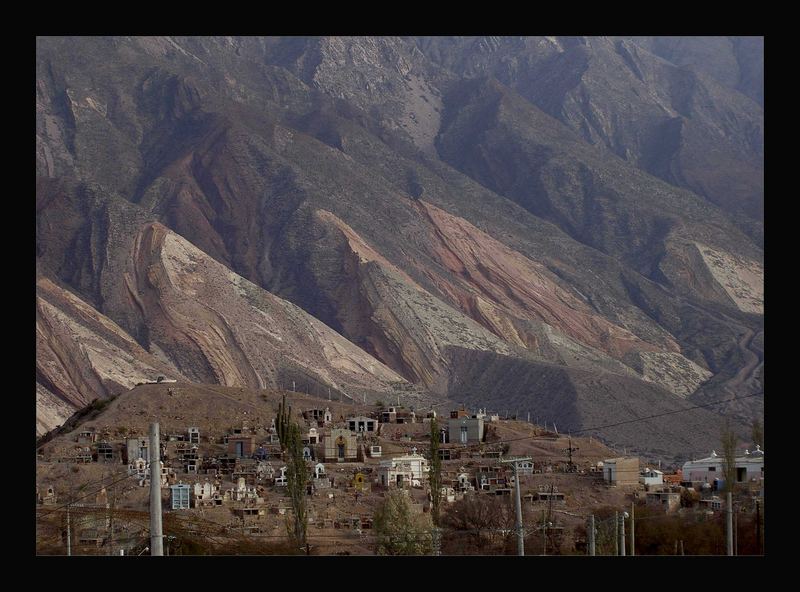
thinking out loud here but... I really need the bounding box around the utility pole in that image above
[541,509,547,556]
[733,505,738,555]
[563,437,579,472]
[614,511,619,556]
[619,512,626,556]
[149,422,164,556]
[108,486,115,557]
[587,514,595,556]
[500,456,531,556]
[755,499,762,555]
[726,491,733,556]
[630,502,635,556]
[66,504,71,556]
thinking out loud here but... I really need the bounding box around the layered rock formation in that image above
[35,36,763,455]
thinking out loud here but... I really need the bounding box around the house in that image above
[353,472,370,492]
[476,466,510,492]
[602,457,640,486]
[699,496,724,512]
[447,413,485,444]
[233,458,258,483]
[77,428,97,444]
[525,487,566,505]
[226,477,262,503]
[230,424,249,436]
[377,449,429,488]
[257,461,275,482]
[39,485,57,505]
[188,427,200,444]
[456,472,474,492]
[73,447,93,464]
[382,406,416,424]
[347,416,379,434]
[129,457,148,481]
[646,491,681,512]
[307,427,320,445]
[228,435,255,458]
[157,462,173,487]
[96,442,115,463]
[179,445,200,473]
[77,528,105,547]
[323,428,358,462]
[440,486,456,503]
[517,460,535,475]
[382,407,397,423]
[193,481,220,507]
[126,438,149,463]
[681,446,764,487]
[170,483,191,510]
[640,468,664,487]
[305,408,332,425]
[663,470,683,486]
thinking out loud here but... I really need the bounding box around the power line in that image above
[37,471,142,517]
[570,393,763,436]
[442,392,762,452]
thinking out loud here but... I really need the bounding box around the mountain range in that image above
[36,36,763,459]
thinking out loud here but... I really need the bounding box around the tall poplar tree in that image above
[429,417,442,526]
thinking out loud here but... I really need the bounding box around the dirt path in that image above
[727,328,760,390]
[679,297,762,398]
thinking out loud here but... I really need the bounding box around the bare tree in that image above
[441,494,515,553]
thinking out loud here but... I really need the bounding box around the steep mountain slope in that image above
[434,75,763,312]
[413,36,763,244]
[622,36,764,107]
[35,36,763,454]
[447,348,726,460]
[35,216,431,434]
[122,221,415,400]
[36,276,186,434]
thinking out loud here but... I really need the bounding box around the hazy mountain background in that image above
[36,36,763,460]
